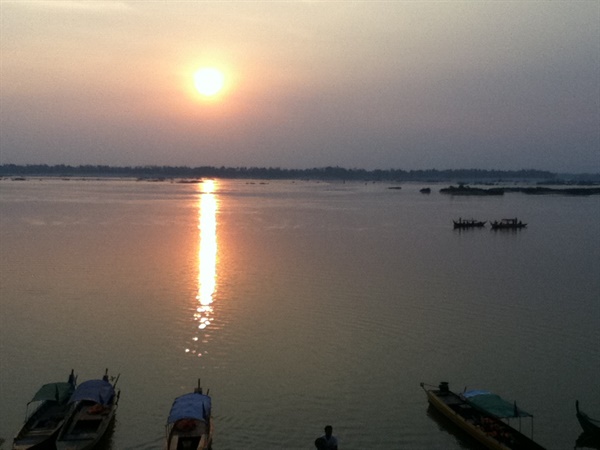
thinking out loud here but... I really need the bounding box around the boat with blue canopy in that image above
[55,369,120,450]
[13,370,76,450]
[166,380,213,450]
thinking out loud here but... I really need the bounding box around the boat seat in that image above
[31,419,57,430]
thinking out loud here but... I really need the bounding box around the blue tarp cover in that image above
[30,382,74,404]
[168,393,211,424]
[463,390,532,418]
[70,380,115,405]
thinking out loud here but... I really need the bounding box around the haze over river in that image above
[0,178,598,449]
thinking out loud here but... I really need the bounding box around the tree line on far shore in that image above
[0,164,598,183]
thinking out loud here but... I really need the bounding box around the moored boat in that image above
[13,370,77,450]
[55,369,120,450]
[420,382,545,450]
[490,218,527,230]
[166,380,213,450]
[576,400,600,438]
[453,218,486,229]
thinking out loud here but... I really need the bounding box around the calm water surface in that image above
[0,178,599,450]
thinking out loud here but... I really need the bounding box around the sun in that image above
[194,67,225,97]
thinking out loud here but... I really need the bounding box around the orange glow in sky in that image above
[1,2,597,172]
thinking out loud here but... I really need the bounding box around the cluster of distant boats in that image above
[9,371,599,450]
[11,371,213,450]
[453,217,527,230]
[421,382,600,450]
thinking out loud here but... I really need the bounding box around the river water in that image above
[0,178,598,450]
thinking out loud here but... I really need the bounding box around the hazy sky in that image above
[1,1,598,172]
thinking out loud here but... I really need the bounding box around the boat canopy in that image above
[168,393,211,424]
[70,380,115,405]
[463,390,532,418]
[29,382,74,404]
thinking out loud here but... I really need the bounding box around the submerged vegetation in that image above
[1,164,598,184]
[440,184,600,196]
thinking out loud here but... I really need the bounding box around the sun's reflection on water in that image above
[186,179,217,357]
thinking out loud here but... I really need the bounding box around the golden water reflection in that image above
[186,179,217,357]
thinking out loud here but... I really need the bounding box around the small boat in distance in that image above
[421,382,545,450]
[576,400,600,438]
[420,187,431,194]
[490,218,527,230]
[166,379,214,450]
[55,369,120,450]
[13,370,77,450]
[453,218,486,229]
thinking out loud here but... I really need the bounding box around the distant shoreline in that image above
[1,164,598,184]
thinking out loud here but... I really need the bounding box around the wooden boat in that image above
[420,188,431,194]
[577,400,600,438]
[453,218,486,229]
[13,370,77,450]
[55,370,120,450]
[166,380,213,450]
[420,382,545,450]
[490,218,527,230]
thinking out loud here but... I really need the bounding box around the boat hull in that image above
[13,404,70,450]
[490,218,527,230]
[422,384,545,450]
[13,377,76,450]
[453,220,486,229]
[13,425,63,450]
[425,389,511,450]
[166,419,214,450]
[55,403,115,450]
[55,375,119,450]
[13,432,59,450]
[166,384,213,450]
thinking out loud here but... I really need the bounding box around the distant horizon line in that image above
[0,163,600,184]
[0,163,600,175]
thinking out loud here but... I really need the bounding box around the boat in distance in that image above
[491,218,527,230]
[576,400,600,438]
[55,369,120,450]
[13,370,77,450]
[421,382,545,450]
[453,218,487,229]
[166,379,213,450]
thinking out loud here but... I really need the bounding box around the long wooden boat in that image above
[577,400,600,438]
[166,380,213,450]
[13,370,77,450]
[421,382,545,450]
[55,370,120,450]
[490,218,527,230]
